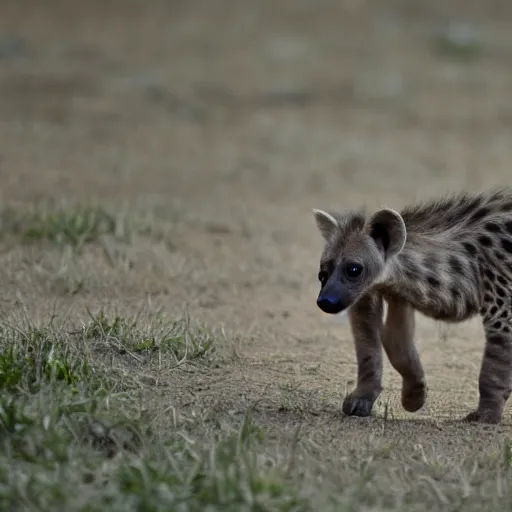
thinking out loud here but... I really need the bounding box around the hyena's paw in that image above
[402,380,427,413]
[342,394,375,417]
[463,408,502,425]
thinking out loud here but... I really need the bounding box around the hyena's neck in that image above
[375,240,481,322]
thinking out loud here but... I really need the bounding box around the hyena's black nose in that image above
[317,294,344,315]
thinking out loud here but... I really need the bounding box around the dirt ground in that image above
[2,0,512,507]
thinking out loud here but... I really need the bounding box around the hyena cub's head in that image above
[312,207,407,315]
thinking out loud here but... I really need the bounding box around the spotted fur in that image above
[313,188,512,424]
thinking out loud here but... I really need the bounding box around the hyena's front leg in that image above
[465,321,512,424]
[343,293,384,417]
[381,299,427,413]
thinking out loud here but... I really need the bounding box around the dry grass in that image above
[0,312,309,510]
[2,309,512,511]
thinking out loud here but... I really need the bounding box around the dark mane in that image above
[400,188,512,232]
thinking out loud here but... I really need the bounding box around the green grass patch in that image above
[0,324,102,394]
[83,310,214,361]
[0,400,309,511]
[0,315,308,510]
[0,204,129,248]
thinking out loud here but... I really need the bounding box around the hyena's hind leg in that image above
[344,293,384,417]
[381,299,427,413]
[465,318,512,424]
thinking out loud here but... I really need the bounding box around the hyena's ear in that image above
[312,209,339,240]
[365,208,406,259]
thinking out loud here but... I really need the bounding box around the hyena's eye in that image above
[318,270,328,286]
[344,262,363,280]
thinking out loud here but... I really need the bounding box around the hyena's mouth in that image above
[318,306,350,325]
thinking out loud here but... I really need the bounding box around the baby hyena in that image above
[312,189,512,424]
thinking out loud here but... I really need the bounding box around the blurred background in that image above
[2,0,511,209]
